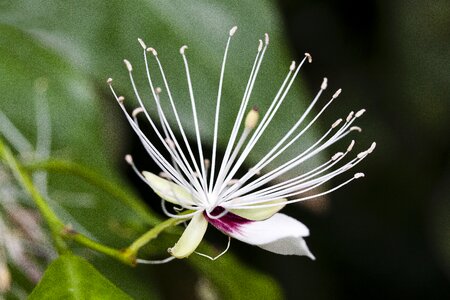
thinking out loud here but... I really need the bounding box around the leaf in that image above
[29,254,132,300]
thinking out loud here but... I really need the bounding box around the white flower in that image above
[108,26,375,261]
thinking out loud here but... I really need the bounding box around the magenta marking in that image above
[204,207,252,234]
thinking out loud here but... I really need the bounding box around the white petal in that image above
[143,171,195,206]
[229,199,286,220]
[168,213,208,258]
[226,213,315,259]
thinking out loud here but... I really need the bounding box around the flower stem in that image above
[123,214,188,260]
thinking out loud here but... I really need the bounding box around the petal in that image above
[228,198,287,221]
[168,213,208,259]
[208,210,314,259]
[142,171,195,206]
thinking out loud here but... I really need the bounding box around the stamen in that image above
[123,59,133,72]
[244,107,259,129]
[305,52,312,63]
[355,109,366,117]
[132,107,145,118]
[347,140,355,152]
[195,236,231,261]
[333,88,342,98]
[229,26,238,36]
[321,77,328,90]
[137,38,147,49]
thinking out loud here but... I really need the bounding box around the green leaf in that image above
[29,255,132,300]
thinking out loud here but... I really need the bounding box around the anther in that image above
[333,88,342,99]
[355,109,366,118]
[132,107,145,118]
[123,59,133,72]
[117,96,125,104]
[258,39,263,52]
[347,140,355,152]
[137,38,147,49]
[357,151,367,159]
[332,118,343,128]
[354,172,365,179]
[290,61,296,71]
[346,111,354,122]
[204,159,211,169]
[227,179,239,186]
[245,107,259,129]
[264,33,269,45]
[107,78,113,85]
[304,53,312,63]
[180,45,188,54]
[367,142,376,153]
[229,26,238,36]
[159,172,171,180]
[155,87,162,94]
[165,138,175,149]
[350,126,362,132]
[321,77,328,90]
[332,152,344,161]
[147,47,158,56]
[125,154,133,165]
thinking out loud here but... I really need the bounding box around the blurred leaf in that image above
[29,254,132,300]
[191,245,283,299]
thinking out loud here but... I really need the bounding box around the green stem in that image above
[61,226,134,266]
[25,159,161,226]
[0,138,68,254]
[124,215,188,260]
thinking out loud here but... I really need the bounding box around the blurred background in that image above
[0,0,449,299]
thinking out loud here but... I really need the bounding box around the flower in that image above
[107,26,375,261]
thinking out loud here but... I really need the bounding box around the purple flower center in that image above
[204,207,251,234]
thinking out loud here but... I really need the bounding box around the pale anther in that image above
[147,47,157,56]
[123,59,133,72]
[305,53,312,63]
[229,26,238,36]
[350,126,362,132]
[321,77,328,90]
[368,142,376,153]
[155,87,162,94]
[347,140,355,152]
[117,96,125,103]
[265,33,269,45]
[333,88,342,98]
[125,154,133,164]
[290,61,296,71]
[107,78,113,85]
[138,38,147,49]
[165,138,175,149]
[258,40,263,52]
[132,107,145,118]
[354,172,365,178]
[245,107,259,129]
[180,45,188,54]
[332,118,343,128]
[346,111,354,122]
[355,109,366,118]
[332,152,344,161]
